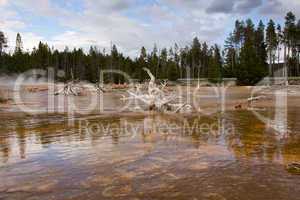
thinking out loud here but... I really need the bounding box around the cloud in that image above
[0,19,26,30]
[11,0,54,16]
[50,31,102,50]
[0,0,7,6]
[206,0,236,14]
[161,0,209,9]
[0,0,232,56]
[259,0,283,16]
[84,0,135,13]
[4,30,44,53]
[1,0,300,57]
[235,0,262,13]
[259,0,300,19]
[206,0,263,14]
[0,0,45,52]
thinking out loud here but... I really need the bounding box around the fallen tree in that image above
[121,68,192,113]
[54,80,83,96]
[94,83,107,93]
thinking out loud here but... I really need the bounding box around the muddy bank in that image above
[1,84,300,115]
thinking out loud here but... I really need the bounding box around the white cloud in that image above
[11,0,67,17]
[0,19,26,30]
[55,0,230,54]
[0,0,7,6]
[50,31,109,50]
[258,0,300,19]
[4,30,44,53]
[0,1,45,53]
[2,0,230,55]
[1,0,300,57]
[84,0,135,13]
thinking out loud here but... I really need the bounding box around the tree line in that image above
[224,12,300,85]
[0,12,299,85]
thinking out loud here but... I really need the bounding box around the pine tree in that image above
[12,33,26,72]
[167,47,178,81]
[285,12,296,53]
[191,37,201,78]
[174,43,181,78]
[297,20,300,75]
[208,45,222,83]
[266,20,278,77]
[15,33,23,53]
[284,12,296,76]
[236,19,267,85]
[233,20,244,49]
[149,44,159,78]
[276,24,283,65]
[111,44,119,83]
[0,31,7,56]
[224,33,237,77]
[159,48,168,79]
[201,42,209,77]
[180,46,189,78]
[138,46,147,81]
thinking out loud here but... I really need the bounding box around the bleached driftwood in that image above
[54,80,83,96]
[94,83,106,93]
[247,95,267,103]
[122,68,192,113]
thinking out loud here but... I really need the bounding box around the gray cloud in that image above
[259,0,284,16]
[161,0,209,11]
[3,0,299,57]
[84,0,135,13]
[206,0,263,14]
[206,0,236,14]
[235,0,262,14]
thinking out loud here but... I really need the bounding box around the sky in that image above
[0,0,299,57]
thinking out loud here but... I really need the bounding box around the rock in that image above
[286,163,300,175]
[102,185,132,197]
[189,162,209,171]
[203,193,226,200]
[149,104,157,111]
[36,180,58,192]
[81,175,114,188]
[234,104,242,109]
[7,185,33,193]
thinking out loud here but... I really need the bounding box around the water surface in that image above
[0,110,299,200]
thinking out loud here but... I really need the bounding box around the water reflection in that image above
[0,110,299,199]
[228,110,300,164]
[16,120,26,159]
[0,111,299,164]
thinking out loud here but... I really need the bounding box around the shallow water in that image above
[0,109,299,200]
